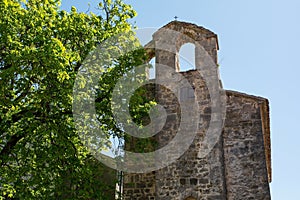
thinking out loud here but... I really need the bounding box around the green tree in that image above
[0,0,148,199]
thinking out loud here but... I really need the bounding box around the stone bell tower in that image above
[122,21,271,200]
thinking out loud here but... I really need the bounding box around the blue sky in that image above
[61,1,300,199]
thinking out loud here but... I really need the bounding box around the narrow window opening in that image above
[149,57,156,79]
[178,43,196,72]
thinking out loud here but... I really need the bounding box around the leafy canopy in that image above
[0,0,150,199]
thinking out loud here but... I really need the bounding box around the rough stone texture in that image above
[123,172,156,200]
[123,21,271,200]
[153,69,226,200]
[223,91,271,200]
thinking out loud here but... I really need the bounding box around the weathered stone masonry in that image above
[123,21,271,200]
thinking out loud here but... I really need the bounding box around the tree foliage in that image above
[0,0,147,199]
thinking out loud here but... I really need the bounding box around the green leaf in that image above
[0,0,142,199]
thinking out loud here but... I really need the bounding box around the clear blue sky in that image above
[61,1,300,199]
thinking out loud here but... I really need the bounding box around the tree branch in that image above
[103,0,110,23]
[0,132,26,166]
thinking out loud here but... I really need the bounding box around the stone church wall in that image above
[122,21,271,200]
